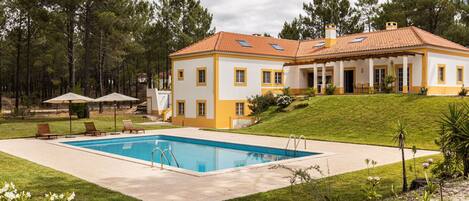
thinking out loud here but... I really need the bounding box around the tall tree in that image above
[355,0,379,32]
[278,19,302,40]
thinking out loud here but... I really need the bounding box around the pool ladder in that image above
[285,135,307,156]
[151,147,180,170]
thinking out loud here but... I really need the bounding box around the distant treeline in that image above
[0,0,214,110]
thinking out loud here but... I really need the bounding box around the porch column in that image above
[368,58,374,93]
[338,61,344,94]
[403,56,409,94]
[322,63,326,94]
[313,64,318,92]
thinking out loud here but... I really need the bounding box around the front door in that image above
[397,68,410,92]
[307,72,315,88]
[374,68,386,92]
[344,70,354,93]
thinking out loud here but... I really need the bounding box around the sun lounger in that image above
[84,122,106,136]
[122,120,145,134]
[36,124,59,139]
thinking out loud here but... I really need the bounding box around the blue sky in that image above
[199,0,381,36]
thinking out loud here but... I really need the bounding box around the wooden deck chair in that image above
[84,122,106,136]
[36,124,59,139]
[122,120,145,134]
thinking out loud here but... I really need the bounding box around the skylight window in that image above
[237,40,252,47]
[271,44,284,51]
[351,37,367,43]
[314,42,325,48]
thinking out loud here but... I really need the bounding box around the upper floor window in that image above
[177,69,184,81]
[197,67,206,86]
[262,71,271,84]
[234,68,247,86]
[274,71,283,84]
[438,64,446,84]
[457,66,464,84]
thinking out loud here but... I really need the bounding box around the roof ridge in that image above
[300,27,415,43]
[214,31,223,51]
[217,31,300,42]
[409,26,426,45]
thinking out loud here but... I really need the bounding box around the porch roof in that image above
[284,51,423,66]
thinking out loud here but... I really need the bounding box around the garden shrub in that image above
[325,84,336,95]
[384,75,396,93]
[247,92,276,119]
[294,102,309,110]
[458,86,467,97]
[305,87,316,98]
[70,103,89,119]
[419,87,428,95]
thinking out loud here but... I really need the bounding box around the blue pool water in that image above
[64,135,318,173]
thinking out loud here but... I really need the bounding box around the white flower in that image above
[367,176,373,181]
[373,176,381,181]
[427,158,434,164]
[422,162,430,169]
[4,191,16,200]
[67,192,75,201]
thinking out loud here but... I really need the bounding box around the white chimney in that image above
[325,24,336,48]
[386,22,398,30]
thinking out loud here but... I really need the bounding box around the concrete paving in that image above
[0,128,438,201]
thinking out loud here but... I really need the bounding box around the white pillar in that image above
[403,56,408,93]
[313,64,318,91]
[322,63,326,94]
[339,61,344,94]
[369,58,374,92]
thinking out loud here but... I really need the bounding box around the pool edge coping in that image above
[49,133,336,177]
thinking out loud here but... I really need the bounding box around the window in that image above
[177,69,184,81]
[196,67,206,86]
[438,64,446,84]
[271,44,284,51]
[197,100,206,117]
[274,71,283,84]
[234,68,247,86]
[237,40,252,47]
[177,101,185,116]
[262,71,271,84]
[351,37,367,43]
[236,102,245,116]
[457,66,464,84]
[314,42,325,48]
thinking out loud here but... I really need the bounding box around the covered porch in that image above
[286,51,424,95]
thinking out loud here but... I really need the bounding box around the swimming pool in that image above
[64,135,318,173]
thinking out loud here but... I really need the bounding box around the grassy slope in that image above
[233,95,467,150]
[0,151,138,201]
[232,155,441,201]
[0,115,176,139]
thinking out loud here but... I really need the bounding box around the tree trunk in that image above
[82,1,92,96]
[15,16,23,114]
[401,146,408,191]
[26,14,31,97]
[67,7,76,92]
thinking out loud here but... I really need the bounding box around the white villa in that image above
[170,22,469,128]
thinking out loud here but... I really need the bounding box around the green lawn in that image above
[0,151,138,201]
[229,94,467,150]
[232,154,441,201]
[0,115,176,139]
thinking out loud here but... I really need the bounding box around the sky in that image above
[199,0,376,37]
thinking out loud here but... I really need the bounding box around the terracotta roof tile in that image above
[170,27,469,58]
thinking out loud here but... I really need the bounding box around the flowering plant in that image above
[0,182,75,201]
[276,95,293,108]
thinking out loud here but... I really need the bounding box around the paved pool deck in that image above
[0,128,438,201]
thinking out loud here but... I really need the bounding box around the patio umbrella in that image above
[95,93,139,133]
[44,92,95,136]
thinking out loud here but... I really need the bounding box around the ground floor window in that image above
[262,71,271,84]
[177,101,185,116]
[235,102,244,116]
[274,72,283,84]
[457,66,464,84]
[197,100,206,117]
[438,64,446,84]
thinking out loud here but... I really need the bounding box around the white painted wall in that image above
[173,57,214,119]
[428,52,469,87]
[218,57,285,100]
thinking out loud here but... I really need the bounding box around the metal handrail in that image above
[151,147,171,169]
[296,135,307,150]
[168,147,180,168]
[285,134,297,153]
